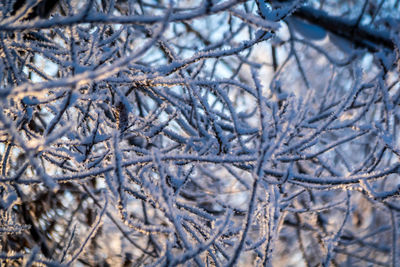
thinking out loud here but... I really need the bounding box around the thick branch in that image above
[293,6,394,51]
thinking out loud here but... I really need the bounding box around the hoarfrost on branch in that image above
[0,0,400,266]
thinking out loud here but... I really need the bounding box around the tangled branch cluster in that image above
[0,0,400,266]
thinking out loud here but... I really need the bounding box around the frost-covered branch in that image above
[1,0,400,266]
